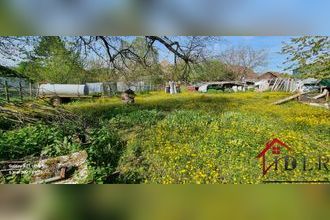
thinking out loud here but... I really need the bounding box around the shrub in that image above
[83,123,125,183]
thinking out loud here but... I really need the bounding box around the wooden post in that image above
[4,81,9,103]
[19,81,23,102]
[29,82,32,98]
[36,83,39,98]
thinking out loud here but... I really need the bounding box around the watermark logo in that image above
[256,138,329,183]
[256,138,291,175]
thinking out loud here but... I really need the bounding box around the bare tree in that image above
[219,45,268,80]
[0,37,38,65]
[72,36,221,82]
[1,36,221,82]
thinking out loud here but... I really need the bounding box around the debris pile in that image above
[0,151,89,184]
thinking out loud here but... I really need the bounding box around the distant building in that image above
[258,72,282,80]
[227,65,258,81]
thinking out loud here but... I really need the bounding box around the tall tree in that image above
[282,36,330,79]
[28,36,86,83]
[219,45,267,80]
[0,36,36,66]
[1,36,222,82]
[115,37,161,84]
[74,36,221,82]
[191,60,235,82]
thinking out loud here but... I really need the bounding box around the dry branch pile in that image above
[0,102,80,125]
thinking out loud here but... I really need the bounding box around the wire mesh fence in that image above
[0,78,38,103]
[0,78,164,104]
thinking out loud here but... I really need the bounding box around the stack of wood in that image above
[271,78,298,92]
[0,102,80,125]
[273,89,329,109]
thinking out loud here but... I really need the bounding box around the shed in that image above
[198,81,244,93]
[297,78,320,92]
[319,78,330,88]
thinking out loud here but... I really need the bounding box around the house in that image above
[258,72,282,80]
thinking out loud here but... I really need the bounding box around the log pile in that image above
[271,78,299,92]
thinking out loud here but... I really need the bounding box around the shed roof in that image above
[320,78,330,87]
[258,71,282,78]
[0,65,26,78]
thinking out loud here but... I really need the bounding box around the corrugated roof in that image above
[319,78,330,87]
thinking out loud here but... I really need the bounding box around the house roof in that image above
[258,72,282,79]
[0,65,26,78]
[226,65,258,80]
[302,78,319,85]
[160,60,171,68]
[203,81,244,86]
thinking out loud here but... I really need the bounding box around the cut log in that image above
[273,93,304,105]
[300,102,330,109]
[313,89,329,99]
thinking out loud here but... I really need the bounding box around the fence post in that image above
[19,81,23,102]
[4,81,9,103]
[36,83,39,98]
[29,82,33,98]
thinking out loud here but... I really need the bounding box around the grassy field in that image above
[1,91,329,183]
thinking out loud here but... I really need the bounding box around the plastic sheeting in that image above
[39,84,89,96]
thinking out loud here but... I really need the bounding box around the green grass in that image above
[1,91,329,183]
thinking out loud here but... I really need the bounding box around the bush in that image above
[0,120,87,160]
[84,123,125,183]
[0,124,65,160]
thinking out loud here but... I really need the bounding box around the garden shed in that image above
[320,78,330,90]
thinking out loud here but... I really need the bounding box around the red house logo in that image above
[256,138,291,175]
